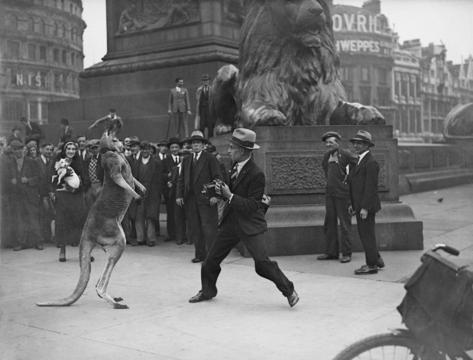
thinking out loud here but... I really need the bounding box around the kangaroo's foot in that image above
[96,288,128,309]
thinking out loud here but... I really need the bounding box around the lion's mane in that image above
[237,0,345,126]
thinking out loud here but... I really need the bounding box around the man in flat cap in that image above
[189,128,299,307]
[195,74,214,138]
[348,130,385,275]
[318,131,357,263]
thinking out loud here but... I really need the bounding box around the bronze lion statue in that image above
[212,0,346,133]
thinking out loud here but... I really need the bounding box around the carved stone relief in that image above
[117,0,200,34]
[266,151,389,195]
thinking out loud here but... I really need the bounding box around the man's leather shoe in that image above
[354,265,378,275]
[340,255,351,263]
[317,254,338,260]
[147,241,156,247]
[287,290,299,308]
[13,245,23,251]
[377,257,385,269]
[35,244,44,250]
[191,258,203,263]
[189,291,212,303]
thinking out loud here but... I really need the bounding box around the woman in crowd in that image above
[51,141,87,262]
[26,142,38,159]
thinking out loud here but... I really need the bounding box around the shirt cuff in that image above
[228,194,234,202]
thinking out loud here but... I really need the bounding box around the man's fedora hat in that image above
[230,128,260,150]
[321,131,342,142]
[140,140,152,149]
[87,139,100,148]
[167,137,181,147]
[9,139,24,149]
[128,136,140,146]
[201,74,210,81]
[157,139,169,147]
[189,130,208,143]
[350,130,375,147]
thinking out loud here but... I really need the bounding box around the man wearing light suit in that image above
[188,128,299,307]
[168,78,191,138]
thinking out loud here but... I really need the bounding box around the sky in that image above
[82,0,473,68]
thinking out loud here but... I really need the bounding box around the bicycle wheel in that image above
[333,332,446,360]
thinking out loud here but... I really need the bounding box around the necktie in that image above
[89,157,98,183]
[230,163,238,187]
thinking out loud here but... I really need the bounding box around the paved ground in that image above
[1,184,473,360]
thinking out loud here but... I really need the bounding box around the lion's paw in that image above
[243,106,289,126]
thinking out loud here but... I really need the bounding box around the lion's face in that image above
[267,0,328,34]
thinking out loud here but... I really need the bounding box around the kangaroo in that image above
[37,133,145,309]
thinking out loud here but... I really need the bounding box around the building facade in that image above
[392,39,422,140]
[0,0,85,131]
[332,0,395,124]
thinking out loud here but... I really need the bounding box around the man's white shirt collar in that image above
[236,157,251,175]
[357,150,370,165]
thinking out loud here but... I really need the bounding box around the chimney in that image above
[362,0,381,14]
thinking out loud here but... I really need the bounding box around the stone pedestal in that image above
[48,0,242,139]
[214,125,423,257]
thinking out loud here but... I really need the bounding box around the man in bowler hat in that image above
[188,128,299,307]
[176,130,222,261]
[348,130,385,275]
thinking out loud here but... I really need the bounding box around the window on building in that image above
[27,17,34,32]
[39,46,46,61]
[53,48,59,62]
[29,101,40,121]
[409,76,416,99]
[62,50,67,64]
[409,110,416,133]
[70,52,75,66]
[6,14,18,29]
[416,110,422,133]
[344,86,353,102]
[54,22,59,36]
[361,67,370,82]
[360,86,371,104]
[28,44,36,60]
[62,24,66,38]
[378,68,388,85]
[3,99,25,122]
[6,40,20,59]
[377,87,390,106]
[401,77,408,98]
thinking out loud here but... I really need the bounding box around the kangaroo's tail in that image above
[36,236,94,307]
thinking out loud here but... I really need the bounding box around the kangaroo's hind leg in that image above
[95,225,128,309]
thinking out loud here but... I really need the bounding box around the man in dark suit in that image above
[59,118,73,145]
[37,143,55,243]
[168,77,191,138]
[195,74,214,138]
[188,128,299,307]
[348,130,385,275]
[318,131,357,263]
[176,130,222,262]
[130,141,164,246]
[8,139,44,251]
[20,116,43,146]
[162,137,182,243]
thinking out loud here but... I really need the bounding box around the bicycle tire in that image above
[332,332,446,360]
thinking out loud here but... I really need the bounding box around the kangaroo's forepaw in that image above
[113,302,129,309]
[113,297,123,302]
